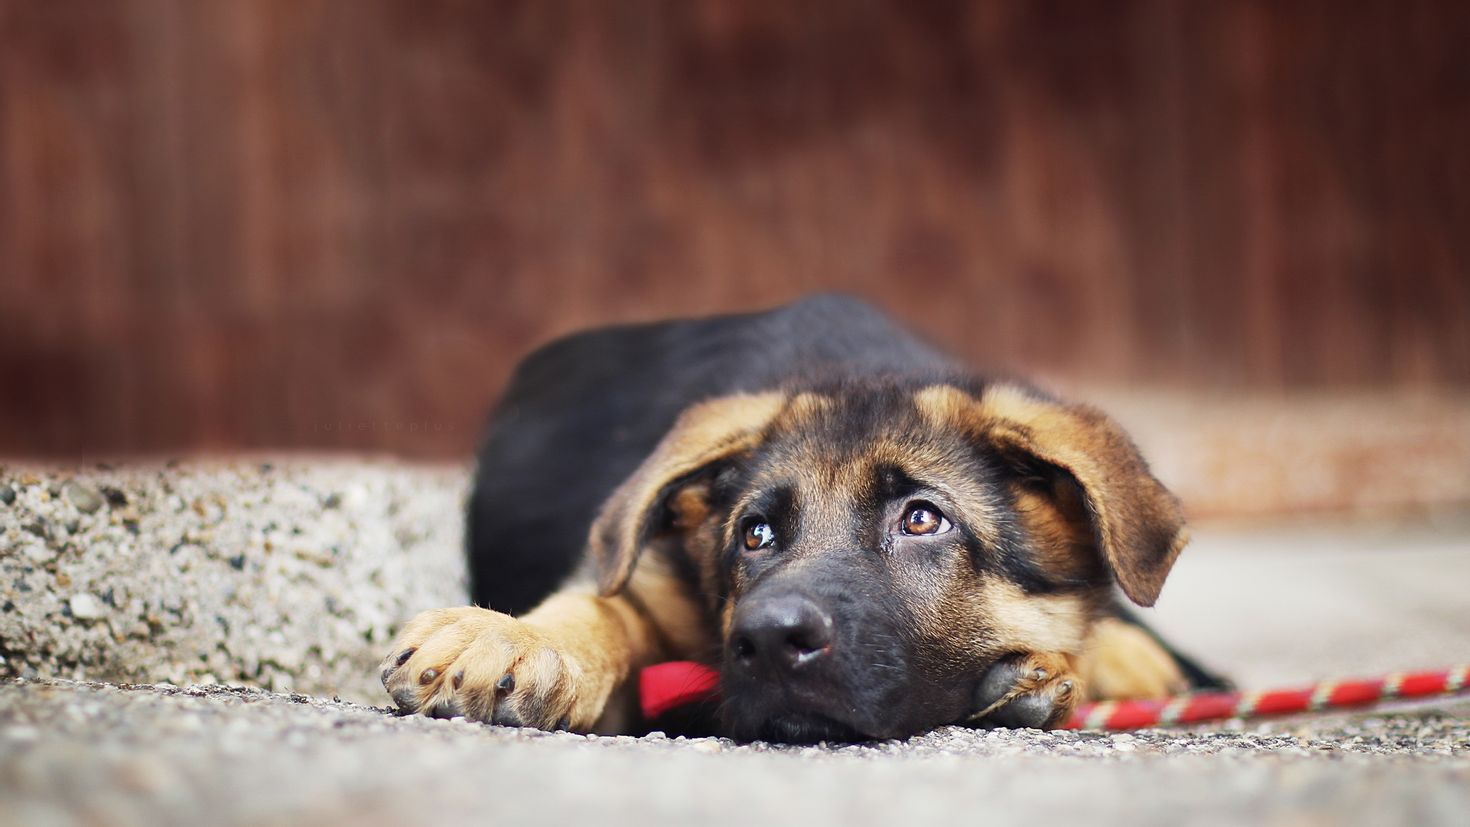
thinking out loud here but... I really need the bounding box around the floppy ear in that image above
[977,385,1186,606]
[920,384,1187,606]
[589,392,787,596]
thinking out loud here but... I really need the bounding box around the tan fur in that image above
[1009,481,1106,585]
[380,591,663,733]
[590,392,789,596]
[975,578,1096,656]
[667,485,712,532]
[1076,617,1189,700]
[625,555,715,664]
[915,383,1188,606]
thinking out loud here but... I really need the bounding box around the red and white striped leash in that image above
[1065,664,1470,730]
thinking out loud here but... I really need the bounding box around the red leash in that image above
[639,662,1470,732]
[1064,665,1470,730]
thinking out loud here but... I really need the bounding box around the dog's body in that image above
[383,296,1225,742]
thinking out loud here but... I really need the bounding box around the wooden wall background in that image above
[1,0,1467,458]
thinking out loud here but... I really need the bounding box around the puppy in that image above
[381,295,1225,742]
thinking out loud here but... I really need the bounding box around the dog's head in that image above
[590,380,1186,742]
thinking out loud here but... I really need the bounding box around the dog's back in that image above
[467,295,956,614]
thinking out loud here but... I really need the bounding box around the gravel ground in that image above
[2,679,1467,827]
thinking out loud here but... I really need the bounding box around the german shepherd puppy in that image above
[381,296,1225,742]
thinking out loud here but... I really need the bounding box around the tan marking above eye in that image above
[901,502,952,536]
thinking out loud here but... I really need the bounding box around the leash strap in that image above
[1066,664,1470,730]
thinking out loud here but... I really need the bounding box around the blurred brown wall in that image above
[1,0,1467,458]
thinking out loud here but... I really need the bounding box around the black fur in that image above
[467,294,954,616]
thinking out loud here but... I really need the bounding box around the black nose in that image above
[730,593,835,675]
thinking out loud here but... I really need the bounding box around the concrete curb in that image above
[0,460,468,703]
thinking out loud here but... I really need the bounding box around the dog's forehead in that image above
[745,384,990,491]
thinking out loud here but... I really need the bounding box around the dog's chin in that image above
[720,683,876,743]
[721,686,893,742]
[719,678,952,743]
[722,690,976,743]
[736,711,867,744]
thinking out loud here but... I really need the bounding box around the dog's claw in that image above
[426,698,462,719]
[378,606,589,732]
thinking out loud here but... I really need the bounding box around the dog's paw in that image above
[379,606,589,730]
[970,652,1081,730]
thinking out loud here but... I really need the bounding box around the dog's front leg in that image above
[379,591,660,732]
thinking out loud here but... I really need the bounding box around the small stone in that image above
[69,593,107,620]
[64,481,105,514]
[0,485,14,505]
[21,543,54,565]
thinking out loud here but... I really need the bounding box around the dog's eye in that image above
[743,520,775,551]
[901,502,951,536]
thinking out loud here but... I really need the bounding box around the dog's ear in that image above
[919,384,1187,606]
[589,392,786,596]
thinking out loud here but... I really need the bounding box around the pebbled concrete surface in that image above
[0,461,467,703]
[1,679,1467,827]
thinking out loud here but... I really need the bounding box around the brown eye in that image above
[901,502,952,536]
[743,520,775,551]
